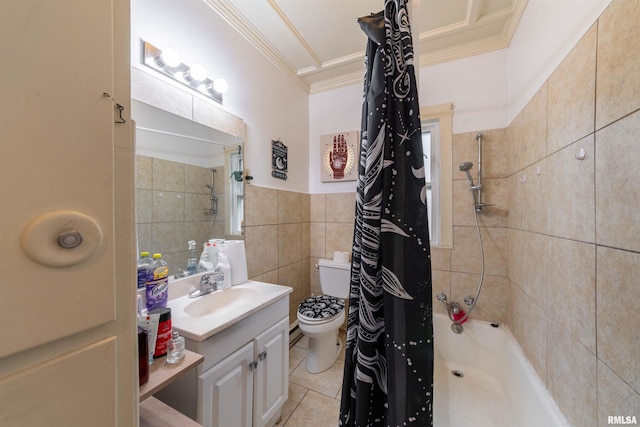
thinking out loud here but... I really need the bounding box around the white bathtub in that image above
[433,313,569,427]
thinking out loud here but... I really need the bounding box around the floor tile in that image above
[279,382,307,426]
[290,358,345,398]
[289,346,306,374]
[283,390,340,427]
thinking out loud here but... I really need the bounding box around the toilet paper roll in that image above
[333,251,350,264]
[222,240,248,285]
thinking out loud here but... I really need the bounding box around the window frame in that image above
[420,103,453,248]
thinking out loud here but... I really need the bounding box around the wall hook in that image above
[115,103,126,124]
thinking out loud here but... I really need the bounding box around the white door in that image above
[200,341,254,427]
[0,0,135,425]
[253,317,289,427]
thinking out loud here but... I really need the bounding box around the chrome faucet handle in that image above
[450,302,461,315]
[463,296,475,306]
[437,293,448,303]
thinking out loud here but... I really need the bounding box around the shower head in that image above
[458,162,475,187]
[458,162,473,172]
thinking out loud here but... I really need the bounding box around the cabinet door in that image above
[200,342,254,427]
[254,317,289,427]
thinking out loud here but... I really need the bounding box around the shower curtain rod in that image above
[136,126,229,147]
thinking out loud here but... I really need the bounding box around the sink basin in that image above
[183,287,258,317]
[166,278,292,342]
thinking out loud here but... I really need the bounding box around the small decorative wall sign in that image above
[320,131,359,182]
[272,139,288,180]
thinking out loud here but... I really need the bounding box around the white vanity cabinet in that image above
[155,281,291,427]
[200,317,289,427]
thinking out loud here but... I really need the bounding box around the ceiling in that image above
[204,0,528,93]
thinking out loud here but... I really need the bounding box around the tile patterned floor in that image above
[278,332,346,427]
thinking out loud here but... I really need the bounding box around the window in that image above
[422,120,439,243]
[229,150,244,235]
[420,103,453,247]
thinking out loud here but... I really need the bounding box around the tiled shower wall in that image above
[505,1,640,425]
[136,155,226,273]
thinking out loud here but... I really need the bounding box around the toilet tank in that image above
[318,258,351,299]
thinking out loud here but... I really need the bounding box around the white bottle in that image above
[198,243,215,272]
[217,250,231,290]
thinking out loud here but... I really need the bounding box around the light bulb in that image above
[159,48,181,68]
[212,78,228,94]
[188,64,207,82]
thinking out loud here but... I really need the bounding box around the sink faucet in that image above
[188,272,222,298]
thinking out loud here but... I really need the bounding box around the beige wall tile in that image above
[278,189,301,224]
[519,231,547,308]
[310,258,321,295]
[546,135,595,242]
[152,191,184,222]
[136,189,152,223]
[597,246,640,393]
[300,222,311,259]
[184,192,211,222]
[250,269,278,285]
[244,225,278,277]
[310,194,326,223]
[450,272,508,324]
[506,228,523,287]
[453,178,509,227]
[547,237,596,353]
[451,226,506,276]
[137,223,152,255]
[596,0,640,129]
[184,164,215,195]
[520,160,548,234]
[430,246,451,271]
[507,112,522,175]
[244,185,278,226]
[300,193,311,223]
[278,223,302,267]
[547,25,596,153]
[517,84,548,170]
[152,158,184,192]
[431,269,450,315]
[597,361,640,427]
[278,261,302,309]
[511,286,547,381]
[310,223,326,258]
[152,222,184,255]
[595,110,640,252]
[136,155,152,190]
[325,192,355,223]
[548,324,597,427]
[325,222,354,258]
[506,174,521,230]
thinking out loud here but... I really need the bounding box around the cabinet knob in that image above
[249,361,258,371]
[258,351,267,361]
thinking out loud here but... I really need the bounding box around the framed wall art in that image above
[320,131,359,182]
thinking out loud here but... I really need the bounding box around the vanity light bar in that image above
[142,41,227,104]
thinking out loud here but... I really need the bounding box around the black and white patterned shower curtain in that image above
[339,1,433,426]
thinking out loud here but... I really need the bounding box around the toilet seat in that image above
[297,295,344,323]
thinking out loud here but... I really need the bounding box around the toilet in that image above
[297,258,350,373]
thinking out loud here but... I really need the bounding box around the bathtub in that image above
[433,313,569,427]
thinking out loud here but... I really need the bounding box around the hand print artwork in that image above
[320,131,359,182]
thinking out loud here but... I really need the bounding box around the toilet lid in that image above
[297,295,345,322]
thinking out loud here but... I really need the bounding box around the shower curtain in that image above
[339,1,434,426]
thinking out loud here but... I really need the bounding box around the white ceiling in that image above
[204,0,528,93]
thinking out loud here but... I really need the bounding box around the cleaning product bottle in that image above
[216,249,231,290]
[137,251,153,290]
[198,243,215,272]
[187,240,198,275]
[146,253,169,311]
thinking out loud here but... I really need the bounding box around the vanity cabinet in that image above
[200,317,288,427]
[155,287,290,427]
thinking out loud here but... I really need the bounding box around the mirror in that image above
[133,100,244,275]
